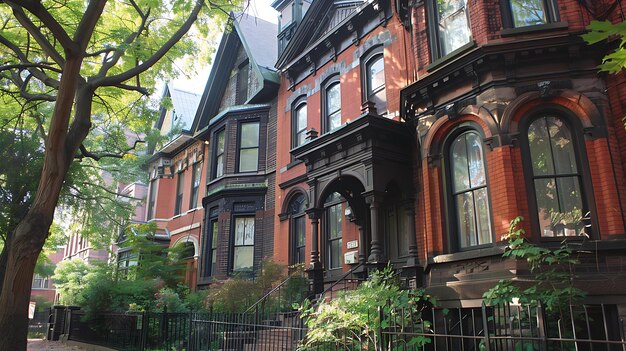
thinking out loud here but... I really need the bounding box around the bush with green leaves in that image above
[298,265,436,351]
[483,216,586,312]
[205,258,289,313]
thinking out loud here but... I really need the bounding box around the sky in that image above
[170,0,278,93]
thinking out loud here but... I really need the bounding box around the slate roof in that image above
[237,14,278,73]
[191,13,280,134]
[168,86,201,132]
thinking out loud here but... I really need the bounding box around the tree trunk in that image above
[0,213,51,351]
[0,56,85,351]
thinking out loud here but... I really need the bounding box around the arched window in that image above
[324,81,341,133]
[293,101,307,148]
[449,130,493,249]
[364,54,386,114]
[526,115,586,237]
[288,194,307,265]
[324,192,343,270]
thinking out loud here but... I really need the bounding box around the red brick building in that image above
[269,0,626,313]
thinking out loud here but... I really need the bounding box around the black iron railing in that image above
[65,302,626,351]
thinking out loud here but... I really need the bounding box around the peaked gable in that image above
[191,14,279,134]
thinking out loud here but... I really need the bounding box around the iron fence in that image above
[67,311,191,351]
[66,303,625,351]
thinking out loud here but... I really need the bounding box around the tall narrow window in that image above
[190,162,201,208]
[233,216,255,272]
[289,194,307,265]
[365,54,386,114]
[428,0,471,59]
[527,116,585,237]
[325,192,343,270]
[213,129,225,179]
[205,219,218,276]
[147,180,157,220]
[237,62,249,104]
[450,131,492,249]
[293,102,308,148]
[174,172,184,215]
[238,122,259,172]
[324,82,341,133]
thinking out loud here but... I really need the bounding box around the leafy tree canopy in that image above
[583,20,626,73]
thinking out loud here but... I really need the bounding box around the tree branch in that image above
[6,0,77,54]
[76,139,145,161]
[0,63,62,74]
[73,0,107,53]
[0,34,61,89]
[5,3,66,65]
[115,83,149,95]
[93,0,204,87]
[95,5,151,79]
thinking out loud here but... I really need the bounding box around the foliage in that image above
[483,217,586,312]
[154,287,188,313]
[298,265,436,351]
[205,258,289,313]
[53,259,94,306]
[582,20,626,74]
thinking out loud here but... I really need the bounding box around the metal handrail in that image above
[316,261,365,303]
[243,274,294,315]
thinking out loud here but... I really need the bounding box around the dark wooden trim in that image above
[440,124,496,253]
[279,174,308,190]
[517,106,599,242]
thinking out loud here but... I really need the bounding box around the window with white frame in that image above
[233,216,255,272]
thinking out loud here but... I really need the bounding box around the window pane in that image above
[328,111,341,132]
[297,106,307,132]
[456,192,476,248]
[329,239,342,269]
[528,117,555,176]
[295,216,306,247]
[511,0,547,27]
[451,134,470,193]
[368,56,385,94]
[437,0,471,56]
[212,221,218,247]
[239,148,259,172]
[235,217,255,245]
[534,178,560,236]
[474,188,492,245]
[217,131,225,154]
[547,117,577,174]
[241,123,259,148]
[556,176,584,236]
[216,155,224,177]
[329,204,342,239]
[466,132,486,187]
[327,84,341,113]
[233,246,254,271]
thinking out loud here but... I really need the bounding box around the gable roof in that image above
[191,13,279,134]
[275,0,364,70]
[155,84,201,134]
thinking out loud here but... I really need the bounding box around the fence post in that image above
[481,302,491,351]
[536,302,548,351]
[187,312,193,351]
[140,311,148,351]
[377,306,384,351]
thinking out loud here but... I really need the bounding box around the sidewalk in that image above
[27,339,87,351]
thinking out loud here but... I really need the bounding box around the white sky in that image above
[170,0,278,93]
